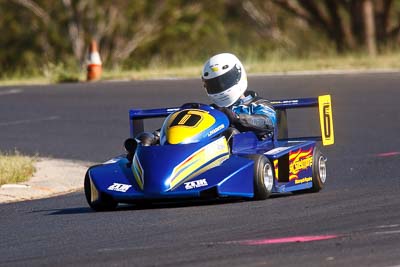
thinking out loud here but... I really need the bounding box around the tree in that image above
[9,0,178,68]
[271,0,398,55]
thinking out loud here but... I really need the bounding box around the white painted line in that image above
[374,230,400,235]
[0,88,23,96]
[0,116,60,127]
[376,224,400,229]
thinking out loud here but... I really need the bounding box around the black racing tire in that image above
[84,170,118,211]
[246,154,274,200]
[293,146,327,194]
[309,146,327,192]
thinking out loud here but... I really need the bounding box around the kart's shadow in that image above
[44,200,237,215]
[119,198,242,211]
[117,193,293,212]
[41,207,93,215]
[45,194,293,215]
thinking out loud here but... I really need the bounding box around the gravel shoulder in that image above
[0,158,92,203]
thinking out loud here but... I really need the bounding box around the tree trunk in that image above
[324,0,346,52]
[374,0,393,46]
[61,0,86,65]
[363,0,377,56]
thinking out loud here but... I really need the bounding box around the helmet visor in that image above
[203,65,242,94]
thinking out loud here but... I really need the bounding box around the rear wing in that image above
[129,95,334,146]
[129,107,180,137]
[271,95,334,146]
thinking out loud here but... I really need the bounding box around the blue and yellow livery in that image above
[84,97,335,211]
[160,107,229,145]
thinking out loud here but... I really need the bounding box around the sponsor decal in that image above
[204,137,228,158]
[270,99,299,105]
[289,147,313,180]
[107,183,132,192]
[207,124,225,137]
[295,176,313,184]
[184,179,208,190]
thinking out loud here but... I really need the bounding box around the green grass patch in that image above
[246,53,400,73]
[102,53,400,80]
[102,66,202,80]
[1,53,399,85]
[0,151,36,186]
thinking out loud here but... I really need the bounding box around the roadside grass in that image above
[246,53,400,73]
[1,53,399,85]
[0,151,36,186]
[105,53,400,80]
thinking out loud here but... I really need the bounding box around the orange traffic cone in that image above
[87,40,102,81]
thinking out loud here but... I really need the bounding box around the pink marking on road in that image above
[376,152,400,157]
[239,235,339,245]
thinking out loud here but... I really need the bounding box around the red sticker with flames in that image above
[289,147,313,181]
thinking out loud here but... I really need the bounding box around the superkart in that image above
[84,95,334,211]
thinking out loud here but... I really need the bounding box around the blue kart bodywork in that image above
[85,96,334,210]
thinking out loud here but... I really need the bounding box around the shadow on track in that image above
[43,200,239,215]
[40,193,293,215]
[31,207,93,215]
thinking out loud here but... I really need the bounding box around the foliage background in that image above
[1,0,399,79]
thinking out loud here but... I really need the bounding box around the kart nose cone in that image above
[134,143,207,195]
[143,176,171,194]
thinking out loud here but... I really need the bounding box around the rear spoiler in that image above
[129,95,334,146]
[271,95,334,146]
[129,107,180,137]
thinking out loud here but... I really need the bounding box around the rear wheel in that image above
[309,147,327,192]
[246,155,274,200]
[84,171,118,211]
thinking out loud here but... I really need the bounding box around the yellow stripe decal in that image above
[132,155,144,190]
[167,137,229,190]
[273,159,279,180]
[178,114,191,125]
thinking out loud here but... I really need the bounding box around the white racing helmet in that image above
[202,53,247,107]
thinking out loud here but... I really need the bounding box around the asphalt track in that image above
[0,73,400,266]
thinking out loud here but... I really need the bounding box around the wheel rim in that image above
[263,163,274,191]
[318,156,327,183]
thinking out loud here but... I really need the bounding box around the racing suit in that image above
[224,91,276,139]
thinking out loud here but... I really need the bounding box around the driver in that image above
[202,53,276,139]
[126,53,276,162]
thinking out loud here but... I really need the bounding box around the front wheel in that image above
[246,155,274,200]
[84,170,118,211]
